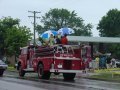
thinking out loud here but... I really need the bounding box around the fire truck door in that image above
[28,48,34,68]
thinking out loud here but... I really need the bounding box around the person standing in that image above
[49,34,55,46]
[106,56,111,69]
[55,35,61,44]
[57,32,62,40]
[61,34,68,45]
[99,54,107,69]
[111,57,116,68]
[95,56,100,69]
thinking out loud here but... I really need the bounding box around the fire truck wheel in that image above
[38,64,44,79]
[42,71,51,80]
[54,72,59,75]
[19,65,25,77]
[0,70,4,77]
[38,64,51,80]
[63,73,76,81]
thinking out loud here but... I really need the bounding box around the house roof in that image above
[67,36,120,43]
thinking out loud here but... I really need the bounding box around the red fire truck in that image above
[17,44,91,80]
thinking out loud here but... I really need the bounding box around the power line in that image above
[28,11,41,45]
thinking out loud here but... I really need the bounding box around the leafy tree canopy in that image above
[36,8,93,36]
[0,17,32,57]
[97,9,120,37]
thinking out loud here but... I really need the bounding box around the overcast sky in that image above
[0,0,120,37]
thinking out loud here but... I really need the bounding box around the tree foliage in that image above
[97,9,120,37]
[107,44,120,58]
[0,17,32,57]
[36,8,92,36]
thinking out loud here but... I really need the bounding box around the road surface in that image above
[0,70,120,90]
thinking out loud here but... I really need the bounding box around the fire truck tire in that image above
[63,73,76,80]
[18,65,25,77]
[38,64,51,80]
[42,71,51,80]
[0,70,4,77]
[54,72,60,75]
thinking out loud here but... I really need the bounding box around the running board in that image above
[50,69,84,73]
[23,68,34,72]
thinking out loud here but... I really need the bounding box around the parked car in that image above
[115,59,120,68]
[0,60,8,76]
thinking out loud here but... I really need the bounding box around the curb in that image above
[6,69,18,73]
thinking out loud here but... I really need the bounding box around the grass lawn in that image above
[7,66,16,71]
[94,68,120,73]
[89,68,120,82]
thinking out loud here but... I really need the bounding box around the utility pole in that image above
[28,11,40,45]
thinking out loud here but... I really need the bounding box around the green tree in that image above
[97,9,120,37]
[97,9,120,58]
[36,8,92,36]
[0,17,32,57]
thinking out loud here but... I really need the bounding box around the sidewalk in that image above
[76,68,120,81]
[76,69,99,78]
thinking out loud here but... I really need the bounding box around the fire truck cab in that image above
[17,44,91,80]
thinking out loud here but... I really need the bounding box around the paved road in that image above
[1,70,120,90]
[0,78,45,90]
